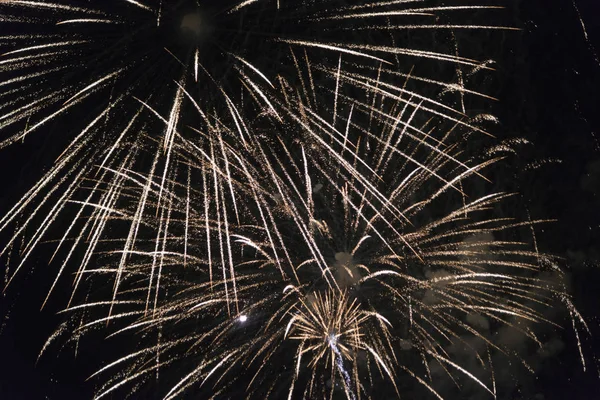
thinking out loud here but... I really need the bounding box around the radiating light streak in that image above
[122,0,152,12]
[1,0,99,13]
[2,40,88,57]
[280,39,393,65]
[56,19,118,25]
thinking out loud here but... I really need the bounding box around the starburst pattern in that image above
[0,1,588,399]
[28,86,580,398]
[0,0,506,307]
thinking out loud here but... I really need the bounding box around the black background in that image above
[1,0,599,398]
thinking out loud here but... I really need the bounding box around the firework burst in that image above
[0,1,587,399]
[0,0,507,309]
[0,0,505,149]
[28,84,583,398]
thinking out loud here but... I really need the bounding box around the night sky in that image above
[1,0,599,399]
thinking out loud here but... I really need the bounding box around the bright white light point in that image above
[328,333,338,346]
[238,315,248,323]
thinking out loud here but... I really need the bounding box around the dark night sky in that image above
[1,0,599,399]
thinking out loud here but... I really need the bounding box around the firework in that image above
[0,0,507,311]
[0,1,586,399]
[0,0,504,152]
[27,83,580,398]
